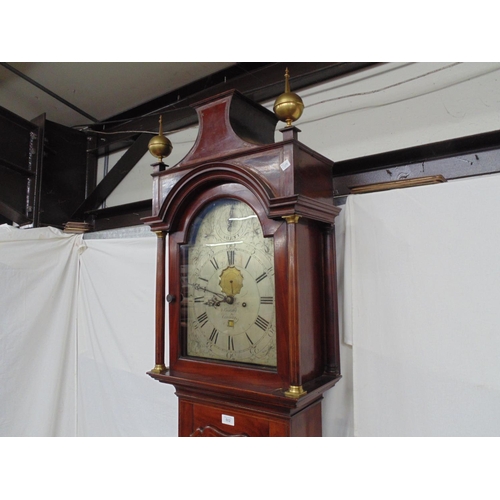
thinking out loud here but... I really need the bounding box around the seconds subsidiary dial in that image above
[181,198,276,367]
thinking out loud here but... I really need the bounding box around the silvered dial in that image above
[182,198,276,367]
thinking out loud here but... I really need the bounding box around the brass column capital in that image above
[282,214,301,224]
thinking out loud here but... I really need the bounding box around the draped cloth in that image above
[0,226,176,436]
[0,226,82,436]
[344,174,500,436]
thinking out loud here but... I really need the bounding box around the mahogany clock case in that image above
[143,90,342,436]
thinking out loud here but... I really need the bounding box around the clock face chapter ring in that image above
[180,198,277,368]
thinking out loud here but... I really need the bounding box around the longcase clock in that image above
[143,89,341,437]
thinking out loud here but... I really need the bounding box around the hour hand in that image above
[190,282,224,298]
[189,283,233,305]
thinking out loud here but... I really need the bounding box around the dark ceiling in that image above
[0,62,376,131]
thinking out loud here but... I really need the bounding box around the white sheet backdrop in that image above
[77,236,177,436]
[0,227,177,437]
[0,225,82,436]
[346,174,500,436]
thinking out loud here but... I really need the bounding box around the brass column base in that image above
[150,364,168,374]
[284,385,307,398]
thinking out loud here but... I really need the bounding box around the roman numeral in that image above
[245,333,254,345]
[209,328,219,344]
[227,336,235,350]
[255,315,269,331]
[245,255,252,269]
[210,257,219,270]
[194,296,204,303]
[260,296,273,305]
[197,312,208,328]
[256,272,267,283]
[199,277,208,282]
[227,250,235,266]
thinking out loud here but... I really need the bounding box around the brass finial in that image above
[148,115,173,161]
[273,68,304,127]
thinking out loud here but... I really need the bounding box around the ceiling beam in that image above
[106,62,276,124]
[0,62,99,123]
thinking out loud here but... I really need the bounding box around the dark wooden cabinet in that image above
[143,89,341,437]
[180,398,323,437]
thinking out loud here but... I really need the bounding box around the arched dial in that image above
[182,198,276,367]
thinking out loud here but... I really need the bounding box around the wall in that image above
[293,61,500,161]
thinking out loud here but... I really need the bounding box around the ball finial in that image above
[148,115,173,161]
[273,68,304,127]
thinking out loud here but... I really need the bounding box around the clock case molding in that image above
[143,90,341,436]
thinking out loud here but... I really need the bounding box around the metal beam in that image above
[334,129,500,176]
[0,200,31,225]
[87,199,152,231]
[333,129,500,202]
[71,133,151,220]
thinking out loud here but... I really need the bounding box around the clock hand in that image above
[190,282,225,298]
[189,283,234,304]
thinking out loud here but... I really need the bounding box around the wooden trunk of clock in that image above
[143,90,341,437]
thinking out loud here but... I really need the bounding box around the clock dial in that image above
[181,198,276,367]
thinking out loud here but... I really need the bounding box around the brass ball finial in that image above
[148,115,173,161]
[273,68,304,127]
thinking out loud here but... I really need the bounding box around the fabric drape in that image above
[0,226,82,436]
[346,175,500,436]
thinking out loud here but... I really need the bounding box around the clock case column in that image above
[143,90,341,437]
